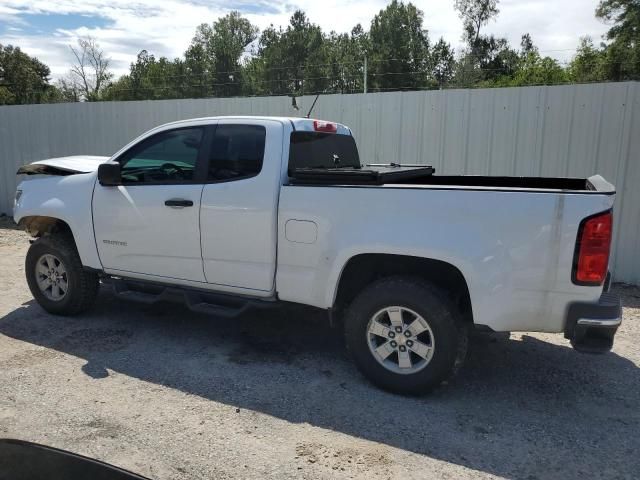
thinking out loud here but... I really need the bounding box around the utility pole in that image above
[363,56,367,94]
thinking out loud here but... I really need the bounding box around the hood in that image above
[17,155,110,175]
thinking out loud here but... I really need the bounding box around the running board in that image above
[108,277,271,318]
[183,291,253,318]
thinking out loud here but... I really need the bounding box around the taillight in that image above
[313,120,337,133]
[572,210,612,286]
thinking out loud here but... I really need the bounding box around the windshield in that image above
[289,132,360,170]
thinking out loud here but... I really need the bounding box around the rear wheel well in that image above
[19,216,73,239]
[334,254,473,324]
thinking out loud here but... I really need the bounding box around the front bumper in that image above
[564,291,622,353]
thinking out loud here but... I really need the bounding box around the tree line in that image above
[0,0,638,105]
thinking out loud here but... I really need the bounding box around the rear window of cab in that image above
[289,132,360,171]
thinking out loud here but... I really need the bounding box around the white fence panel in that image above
[0,82,638,283]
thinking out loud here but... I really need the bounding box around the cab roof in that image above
[155,116,353,136]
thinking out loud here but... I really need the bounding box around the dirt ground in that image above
[0,215,638,480]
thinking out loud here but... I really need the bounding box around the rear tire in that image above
[344,276,467,395]
[25,234,99,315]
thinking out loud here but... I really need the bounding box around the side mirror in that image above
[98,163,121,186]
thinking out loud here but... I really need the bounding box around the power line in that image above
[6,57,636,92]
[101,48,624,82]
[113,46,602,79]
[83,57,640,87]
[4,75,635,105]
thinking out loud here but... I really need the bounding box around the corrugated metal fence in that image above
[1,82,639,283]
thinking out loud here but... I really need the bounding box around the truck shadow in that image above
[1,289,638,479]
[617,283,640,308]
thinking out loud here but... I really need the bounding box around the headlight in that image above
[14,189,22,208]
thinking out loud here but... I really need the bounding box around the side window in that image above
[118,127,204,183]
[208,124,266,182]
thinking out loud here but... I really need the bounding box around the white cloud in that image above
[0,0,611,80]
[481,0,609,58]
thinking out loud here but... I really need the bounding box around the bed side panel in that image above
[276,185,614,332]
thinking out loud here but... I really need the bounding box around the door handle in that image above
[164,198,194,208]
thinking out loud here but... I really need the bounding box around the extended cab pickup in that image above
[13,116,622,394]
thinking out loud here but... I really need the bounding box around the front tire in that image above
[344,276,467,395]
[25,234,99,315]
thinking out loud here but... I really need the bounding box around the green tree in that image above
[0,44,57,104]
[430,38,455,87]
[186,12,259,97]
[325,25,369,93]
[454,36,518,86]
[568,37,608,83]
[478,36,518,81]
[368,0,432,91]
[510,37,568,86]
[454,0,499,48]
[520,33,535,56]
[509,56,567,85]
[55,77,81,102]
[595,0,640,80]
[252,11,330,96]
[103,50,186,100]
[453,0,514,86]
[183,40,209,98]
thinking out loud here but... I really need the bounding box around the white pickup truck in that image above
[13,116,622,394]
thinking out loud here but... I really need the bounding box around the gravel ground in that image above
[0,215,638,480]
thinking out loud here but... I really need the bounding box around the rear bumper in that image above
[564,291,621,353]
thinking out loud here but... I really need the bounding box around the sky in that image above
[0,0,611,80]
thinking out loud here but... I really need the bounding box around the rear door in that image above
[93,125,210,282]
[199,119,283,294]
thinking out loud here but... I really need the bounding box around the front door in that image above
[93,126,209,283]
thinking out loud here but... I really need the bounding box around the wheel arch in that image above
[18,215,74,239]
[16,211,102,270]
[332,253,474,325]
